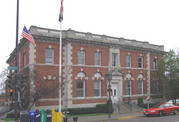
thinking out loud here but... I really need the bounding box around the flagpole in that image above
[59,20,62,113]
[59,0,64,113]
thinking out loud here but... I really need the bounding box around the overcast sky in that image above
[0,0,179,73]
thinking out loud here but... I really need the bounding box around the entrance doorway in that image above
[111,83,119,103]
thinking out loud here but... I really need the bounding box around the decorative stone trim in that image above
[124,78,134,80]
[75,76,88,80]
[43,75,56,81]
[92,77,104,80]
[80,47,83,50]
[137,78,146,80]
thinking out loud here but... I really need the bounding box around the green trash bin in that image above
[41,109,46,122]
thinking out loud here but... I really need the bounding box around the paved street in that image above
[101,115,179,122]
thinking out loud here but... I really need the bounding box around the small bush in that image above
[6,113,20,118]
[106,99,114,114]
[137,98,144,108]
[68,107,100,115]
[96,104,108,113]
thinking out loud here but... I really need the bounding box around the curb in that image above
[118,116,137,120]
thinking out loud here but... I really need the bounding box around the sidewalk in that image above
[0,111,143,122]
[65,112,143,122]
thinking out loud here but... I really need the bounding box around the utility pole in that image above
[14,0,19,121]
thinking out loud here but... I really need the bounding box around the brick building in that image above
[6,26,164,110]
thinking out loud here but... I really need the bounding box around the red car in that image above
[143,103,179,117]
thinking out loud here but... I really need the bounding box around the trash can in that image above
[46,109,52,122]
[51,109,56,122]
[20,110,30,122]
[73,117,78,122]
[41,109,46,122]
[29,111,35,122]
[35,110,41,122]
[63,117,68,122]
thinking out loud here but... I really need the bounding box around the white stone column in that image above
[147,52,150,96]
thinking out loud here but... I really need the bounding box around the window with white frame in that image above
[45,48,54,64]
[77,80,85,97]
[126,55,131,67]
[78,50,85,65]
[126,80,132,95]
[94,80,101,97]
[112,53,118,66]
[153,58,158,69]
[94,52,101,66]
[138,80,143,94]
[138,56,143,68]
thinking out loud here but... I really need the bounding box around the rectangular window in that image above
[153,59,158,69]
[126,80,132,95]
[23,52,26,67]
[138,56,143,68]
[138,80,143,94]
[94,80,101,97]
[154,81,159,94]
[77,80,85,97]
[78,50,85,65]
[94,52,101,66]
[45,48,54,64]
[126,55,131,67]
[112,53,118,66]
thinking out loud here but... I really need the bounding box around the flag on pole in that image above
[21,26,35,45]
[59,0,64,22]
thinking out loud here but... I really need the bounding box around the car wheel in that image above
[158,111,163,117]
[174,109,178,115]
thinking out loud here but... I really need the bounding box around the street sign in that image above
[8,66,17,70]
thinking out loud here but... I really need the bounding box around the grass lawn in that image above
[0,118,20,121]
[66,113,107,117]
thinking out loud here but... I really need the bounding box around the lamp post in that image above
[106,73,112,118]
[128,84,130,104]
[128,84,132,112]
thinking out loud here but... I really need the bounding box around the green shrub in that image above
[96,104,108,113]
[106,99,114,114]
[68,107,100,115]
[137,98,144,108]
[6,113,20,118]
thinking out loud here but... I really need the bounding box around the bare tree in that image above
[18,68,59,111]
[0,68,8,94]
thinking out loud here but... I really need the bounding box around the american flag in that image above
[21,26,35,45]
[59,0,64,22]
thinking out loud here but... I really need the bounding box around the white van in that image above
[166,99,179,105]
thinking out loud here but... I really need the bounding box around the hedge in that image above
[68,107,100,115]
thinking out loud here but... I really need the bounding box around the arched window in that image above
[93,73,101,97]
[125,73,132,95]
[77,72,86,77]
[138,74,143,95]
[76,72,85,97]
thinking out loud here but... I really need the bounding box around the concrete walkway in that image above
[64,112,143,122]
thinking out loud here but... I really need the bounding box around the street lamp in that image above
[128,84,130,104]
[106,73,112,118]
[128,84,132,112]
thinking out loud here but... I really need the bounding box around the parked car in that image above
[166,99,179,105]
[143,103,179,117]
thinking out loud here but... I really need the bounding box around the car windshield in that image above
[152,104,164,108]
